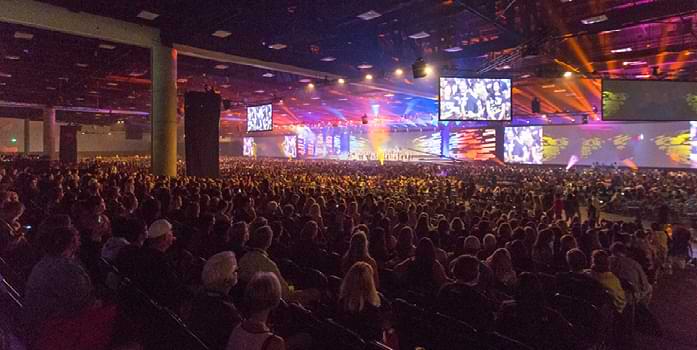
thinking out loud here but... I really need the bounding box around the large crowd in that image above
[0,157,694,350]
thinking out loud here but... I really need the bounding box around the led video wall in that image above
[246,104,273,132]
[439,77,512,121]
[602,80,697,121]
[448,128,497,161]
[505,122,697,168]
[242,135,296,158]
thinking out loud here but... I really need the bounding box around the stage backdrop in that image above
[504,121,697,169]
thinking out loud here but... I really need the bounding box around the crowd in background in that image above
[0,157,694,350]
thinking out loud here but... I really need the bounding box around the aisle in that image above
[635,269,697,350]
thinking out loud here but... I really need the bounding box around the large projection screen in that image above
[505,122,697,169]
[246,104,273,132]
[439,77,512,121]
[602,80,697,121]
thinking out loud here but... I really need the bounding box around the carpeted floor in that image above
[635,268,697,350]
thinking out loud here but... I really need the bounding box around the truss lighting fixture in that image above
[563,71,573,78]
[623,61,646,66]
[395,68,404,76]
[357,10,382,20]
[268,43,288,50]
[214,64,229,70]
[320,56,336,62]
[136,10,159,20]
[98,43,116,50]
[365,74,374,80]
[408,31,430,39]
[357,63,373,69]
[635,74,651,79]
[262,72,275,78]
[299,78,311,83]
[338,78,346,84]
[13,32,33,40]
[581,14,608,25]
[4,55,20,60]
[444,46,463,53]
[611,47,632,54]
[212,30,232,38]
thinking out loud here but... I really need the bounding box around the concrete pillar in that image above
[151,44,178,176]
[43,107,57,160]
[23,118,30,155]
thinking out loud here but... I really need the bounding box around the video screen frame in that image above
[438,76,513,122]
[246,103,274,132]
[601,78,697,122]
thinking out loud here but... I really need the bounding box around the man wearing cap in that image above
[115,218,184,309]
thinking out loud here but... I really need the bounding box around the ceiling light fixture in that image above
[98,43,116,50]
[409,31,430,39]
[76,63,89,68]
[268,43,288,50]
[635,74,651,79]
[214,64,229,69]
[176,78,188,83]
[444,46,463,53]
[212,30,232,38]
[307,83,315,88]
[106,82,118,86]
[581,14,608,25]
[299,78,311,83]
[262,72,275,78]
[0,73,12,78]
[136,10,159,20]
[563,71,573,78]
[395,68,404,76]
[357,10,382,20]
[338,78,346,84]
[611,47,632,53]
[4,55,20,60]
[320,56,336,62]
[255,90,265,94]
[623,61,646,66]
[220,84,231,88]
[13,32,33,40]
[365,74,374,80]
[45,86,56,90]
[357,63,373,69]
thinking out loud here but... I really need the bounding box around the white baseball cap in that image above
[147,219,172,239]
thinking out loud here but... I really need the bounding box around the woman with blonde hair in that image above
[337,262,384,341]
[342,232,380,287]
[486,248,517,294]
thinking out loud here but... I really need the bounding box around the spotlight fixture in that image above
[424,65,433,76]
[338,78,346,84]
[395,68,404,76]
[308,83,315,88]
[563,71,573,78]
[365,74,373,80]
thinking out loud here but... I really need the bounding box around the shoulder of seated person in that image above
[265,335,285,350]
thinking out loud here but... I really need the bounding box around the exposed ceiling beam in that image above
[0,0,160,48]
[174,44,344,80]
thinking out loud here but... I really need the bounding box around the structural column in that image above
[151,44,178,176]
[23,118,30,155]
[43,107,57,161]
